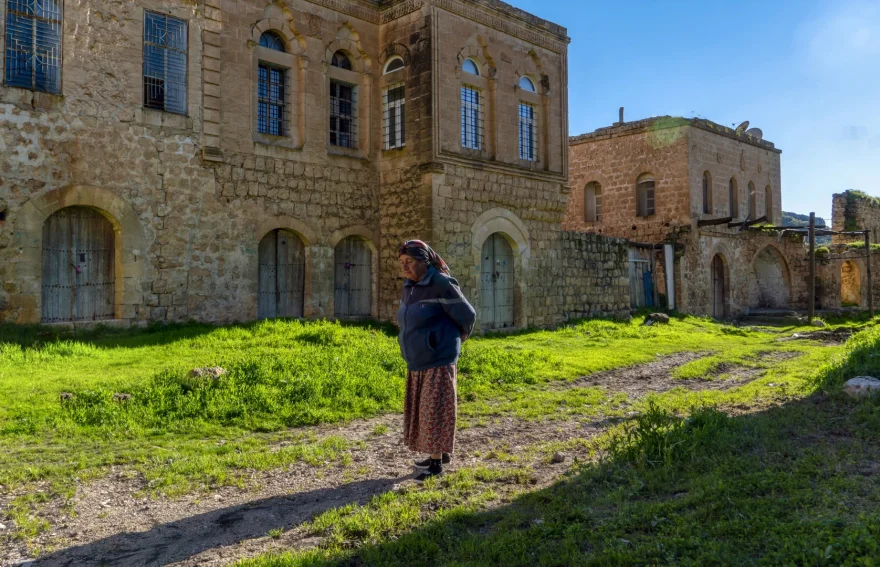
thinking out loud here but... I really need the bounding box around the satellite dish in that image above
[736,120,750,132]
[745,128,763,140]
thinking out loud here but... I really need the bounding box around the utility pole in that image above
[808,213,816,323]
[866,230,874,317]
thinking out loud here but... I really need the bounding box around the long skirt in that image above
[403,364,457,454]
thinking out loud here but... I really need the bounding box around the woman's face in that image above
[399,254,428,281]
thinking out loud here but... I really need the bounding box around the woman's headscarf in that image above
[398,240,450,275]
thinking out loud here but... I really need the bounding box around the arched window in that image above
[765,185,773,219]
[748,181,757,219]
[702,171,712,215]
[585,182,602,223]
[462,58,480,76]
[729,178,739,218]
[384,57,404,74]
[636,174,656,217]
[331,50,352,70]
[519,76,536,92]
[259,31,286,52]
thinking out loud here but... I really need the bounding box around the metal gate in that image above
[480,233,515,330]
[334,236,372,318]
[258,229,305,319]
[628,247,654,309]
[41,207,116,323]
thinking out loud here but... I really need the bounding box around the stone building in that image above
[0,0,632,329]
[564,115,811,317]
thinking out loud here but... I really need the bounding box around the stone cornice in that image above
[432,0,569,53]
[303,0,381,23]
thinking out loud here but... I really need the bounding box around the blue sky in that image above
[510,0,880,222]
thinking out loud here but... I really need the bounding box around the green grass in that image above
[237,324,880,566]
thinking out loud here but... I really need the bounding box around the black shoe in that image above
[414,453,451,469]
[415,459,443,482]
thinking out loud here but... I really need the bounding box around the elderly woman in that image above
[397,240,476,481]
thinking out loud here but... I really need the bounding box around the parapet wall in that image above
[832,191,880,245]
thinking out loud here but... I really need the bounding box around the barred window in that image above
[259,31,285,52]
[143,11,188,114]
[637,175,656,217]
[4,0,63,93]
[461,86,482,150]
[518,103,537,161]
[330,80,356,148]
[585,182,602,223]
[258,65,286,136]
[383,84,405,150]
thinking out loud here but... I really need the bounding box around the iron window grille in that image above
[461,85,483,150]
[4,0,63,93]
[383,84,405,150]
[143,11,188,114]
[637,179,656,217]
[330,80,357,149]
[518,103,537,161]
[258,64,288,136]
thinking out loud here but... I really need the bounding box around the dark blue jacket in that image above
[397,266,477,371]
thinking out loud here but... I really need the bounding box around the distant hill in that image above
[782,211,831,244]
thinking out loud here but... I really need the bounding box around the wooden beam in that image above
[697,217,734,227]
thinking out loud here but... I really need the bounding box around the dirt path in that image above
[1,350,796,567]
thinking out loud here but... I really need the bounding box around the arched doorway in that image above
[841,260,861,307]
[750,246,791,309]
[258,229,305,319]
[480,233,515,330]
[334,236,372,318]
[711,254,729,318]
[41,206,116,323]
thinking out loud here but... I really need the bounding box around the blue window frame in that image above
[4,0,63,93]
[143,11,188,114]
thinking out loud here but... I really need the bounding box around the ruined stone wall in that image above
[559,232,630,320]
[832,191,880,245]
[565,120,691,243]
[816,245,880,311]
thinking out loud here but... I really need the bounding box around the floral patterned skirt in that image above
[403,364,457,454]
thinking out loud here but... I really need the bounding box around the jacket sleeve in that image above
[438,276,476,337]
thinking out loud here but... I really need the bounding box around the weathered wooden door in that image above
[628,247,652,309]
[712,255,726,318]
[41,207,115,323]
[480,233,514,330]
[334,236,371,318]
[258,229,305,319]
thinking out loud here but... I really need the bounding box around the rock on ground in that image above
[843,377,880,397]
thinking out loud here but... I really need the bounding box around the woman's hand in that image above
[460,333,469,343]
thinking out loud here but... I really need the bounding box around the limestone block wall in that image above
[832,191,880,244]
[816,246,880,310]
[558,232,630,319]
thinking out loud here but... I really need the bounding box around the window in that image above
[729,178,739,218]
[748,181,757,219]
[384,56,404,74]
[702,171,712,214]
[585,182,602,223]
[330,80,356,148]
[637,175,656,217]
[765,185,773,218]
[331,50,351,70]
[258,65,286,136]
[143,11,188,114]
[462,58,479,76]
[259,31,285,52]
[383,84,405,150]
[518,103,537,161]
[461,86,482,150]
[5,0,63,93]
[519,76,536,92]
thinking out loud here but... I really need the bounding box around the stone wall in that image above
[816,245,880,311]
[558,232,630,320]
[832,191,880,245]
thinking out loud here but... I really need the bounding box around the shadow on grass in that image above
[34,475,411,567]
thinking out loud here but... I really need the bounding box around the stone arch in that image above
[515,49,546,94]
[329,226,378,319]
[249,3,306,55]
[456,38,494,78]
[749,245,791,309]
[710,252,730,318]
[12,185,148,324]
[378,43,411,68]
[841,260,861,307]
[470,208,530,329]
[325,24,371,74]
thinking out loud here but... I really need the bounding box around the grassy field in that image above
[1,314,879,564]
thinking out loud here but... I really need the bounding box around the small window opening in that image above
[384,57,404,74]
[585,182,602,223]
[729,178,739,218]
[331,50,352,70]
[259,31,286,52]
[0,208,7,221]
[637,175,656,217]
[702,171,712,214]
[519,76,536,92]
[462,59,480,76]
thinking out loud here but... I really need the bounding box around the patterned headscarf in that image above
[398,240,450,275]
